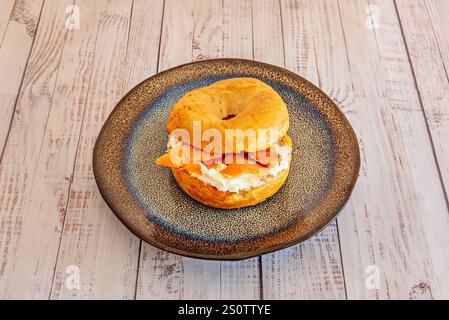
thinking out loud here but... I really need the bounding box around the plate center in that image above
[123,75,335,242]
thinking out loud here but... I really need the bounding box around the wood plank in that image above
[191,0,222,62]
[136,0,261,300]
[280,0,318,86]
[397,0,449,201]
[157,0,193,71]
[122,0,164,92]
[424,0,449,82]
[222,0,252,58]
[252,0,284,66]
[0,0,43,156]
[0,0,72,299]
[258,0,346,300]
[0,0,15,47]
[20,0,107,298]
[335,0,449,299]
[49,0,139,299]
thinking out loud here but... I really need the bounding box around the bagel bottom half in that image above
[172,167,289,209]
[171,136,292,209]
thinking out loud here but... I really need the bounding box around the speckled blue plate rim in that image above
[92,58,361,260]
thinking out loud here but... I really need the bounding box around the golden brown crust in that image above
[172,136,292,209]
[166,78,289,153]
[172,167,289,209]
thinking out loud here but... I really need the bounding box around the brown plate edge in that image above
[92,58,361,261]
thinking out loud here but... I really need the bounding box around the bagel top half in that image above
[166,77,289,153]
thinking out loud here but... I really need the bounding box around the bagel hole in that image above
[222,114,236,120]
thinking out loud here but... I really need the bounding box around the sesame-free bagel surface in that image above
[166,78,289,153]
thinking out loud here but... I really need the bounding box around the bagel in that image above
[156,77,292,209]
[166,78,289,153]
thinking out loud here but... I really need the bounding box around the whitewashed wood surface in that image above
[0,0,448,299]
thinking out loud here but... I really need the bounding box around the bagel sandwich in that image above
[156,78,292,209]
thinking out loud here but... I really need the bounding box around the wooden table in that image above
[0,0,448,300]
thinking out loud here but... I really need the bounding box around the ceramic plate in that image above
[93,59,360,260]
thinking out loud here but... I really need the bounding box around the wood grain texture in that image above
[280,0,318,85]
[252,0,284,65]
[257,0,346,300]
[0,0,72,299]
[0,0,16,48]
[222,0,252,58]
[336,0,449,299]
[122,0,164,92]
[424,0,449,77]
[0,0,43,156]
[49,0,139,300]
[396,0,449,202]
